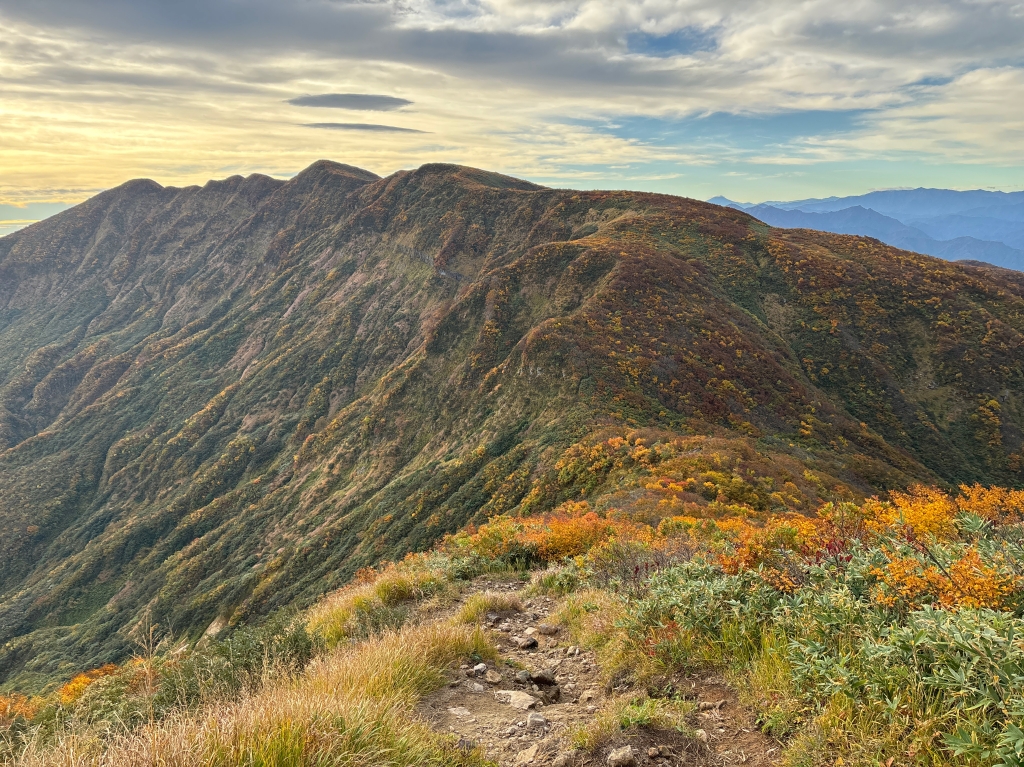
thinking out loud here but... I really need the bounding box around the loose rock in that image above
[698,699,726,711]
[495,690,540,710]
[447,707,473,718]
[516,636,539,650]
[484,669,503,684]
[526,712,547,729]
[529,668,557,686]
[473,662,488,676]
[514,744,539,766]
[607,745,636,766]
[537,623,559,635]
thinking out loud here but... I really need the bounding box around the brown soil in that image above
[417,578,781,766]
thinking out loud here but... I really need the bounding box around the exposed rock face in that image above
[1,160,1022,686]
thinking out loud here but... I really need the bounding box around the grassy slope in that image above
[0,162,1021,688]
[7,484,1024,767]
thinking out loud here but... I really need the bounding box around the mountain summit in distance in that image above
[717,188,1024,271]
[1,161,1023,687]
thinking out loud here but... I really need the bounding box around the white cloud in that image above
[0,1,1022,203]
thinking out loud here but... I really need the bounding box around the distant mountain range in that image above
[710,189,1024,271]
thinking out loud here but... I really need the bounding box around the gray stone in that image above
[606,746,636,766]
[494,689,539,710]
[551,754,572,767]
[485,669,503,684]
[515,636,539,650]
[542,684,561,703]
[473,662,488,676]
[529,668,557,685]
[537,623,559,635]
[517,670,531,684]
[514,744,539,766]
[526,712,547,729]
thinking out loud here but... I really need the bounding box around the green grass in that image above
[570,695,695,752]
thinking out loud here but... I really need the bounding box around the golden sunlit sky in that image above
[2,1,1024,233]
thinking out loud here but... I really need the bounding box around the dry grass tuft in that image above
[456,591,523,624]
[14,623,494,767]
[306,558,455,648]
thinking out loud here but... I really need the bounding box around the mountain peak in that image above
[409,163,546,191]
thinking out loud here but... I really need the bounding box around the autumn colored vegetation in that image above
[3,161,1024,692]
[5,477,1024,766]
[485,483,1024,767]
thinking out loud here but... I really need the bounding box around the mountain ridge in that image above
[1,161,1022,688]
[715,188,1024,270]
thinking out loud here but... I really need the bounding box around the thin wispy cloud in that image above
[288,94,413,111]
[0,1,1021,207]
[303,122,426,133]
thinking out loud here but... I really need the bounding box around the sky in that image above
[1,0,1024,234]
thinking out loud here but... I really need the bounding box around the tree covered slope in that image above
[0,161,1021,687]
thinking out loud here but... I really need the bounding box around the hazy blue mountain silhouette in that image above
[711,189,1024,271]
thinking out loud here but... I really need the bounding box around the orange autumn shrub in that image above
[942,549,1021,610]
[58,663,119,706]
[0,693,39,722]
[717,514,822,574]
[871,546,1022,611]
[519,501,654,561]
[956,483,1024,523]
[869,485,959,540]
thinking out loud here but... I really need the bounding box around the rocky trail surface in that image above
[418,577,779,767]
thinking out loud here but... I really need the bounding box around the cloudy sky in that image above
[1,0,1023,232]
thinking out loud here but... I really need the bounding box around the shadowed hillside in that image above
[0,161,1022,688]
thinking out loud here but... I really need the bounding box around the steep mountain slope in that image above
[1,162,1022,688]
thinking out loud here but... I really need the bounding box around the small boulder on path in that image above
[537,623,559,635]
[514,744,539,766]
[484,669,503,684]
[529,668,557,685]
[606,745,636,766]
[494,689,540,710]
[516,636,539,650]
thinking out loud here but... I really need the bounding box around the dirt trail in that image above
[418,577,780,767]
